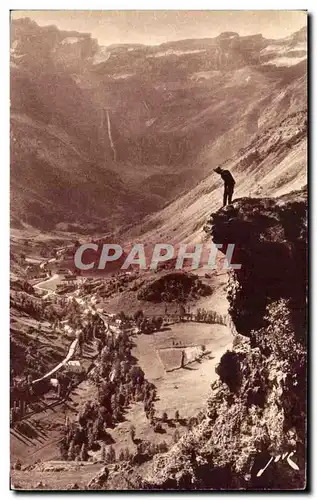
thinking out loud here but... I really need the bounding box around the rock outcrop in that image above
[87,466,109,490]
[209,187,307,337]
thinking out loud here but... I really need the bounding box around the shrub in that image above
[153,423,163,433]
[137,272,211,303]
[216,351,244,392]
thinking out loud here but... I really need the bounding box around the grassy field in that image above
[132,321,232,418]
[11,462,101,490]
[104,400,189,456]
[77,320,233,468]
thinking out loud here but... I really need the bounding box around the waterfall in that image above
[106,109,117,162]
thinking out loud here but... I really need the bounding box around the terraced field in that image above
[132,321,232,417]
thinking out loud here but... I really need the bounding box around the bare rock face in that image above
[143,189,307,490]
[208,187,307,337]
[87,466,109,490]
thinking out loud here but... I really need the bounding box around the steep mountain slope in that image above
[141,188,307,490]
[126,107,306,244]
[11,18,306,231]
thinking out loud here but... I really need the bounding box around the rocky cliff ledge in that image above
[140,188,307,490]
[210,188,307,338]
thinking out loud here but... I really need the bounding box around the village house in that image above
[64,360,84,374]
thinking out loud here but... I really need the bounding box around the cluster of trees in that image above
[11,335,46,383]
[10,290,97,410]
[114,310,164,335]
[11,292,49,321]
[144,407,200,436]
[195,308,227,325]
[10,289,70,324]
[59,405,109,461]
[133,310,163,334]
[133,440,169,464]
[10,279,34,294]
[137,272,212,303]
[98,440,169,467]
[11,369,76,425]
[80,272,139,299]
[144,397,156,423]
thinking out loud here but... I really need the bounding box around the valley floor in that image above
[10,237,234,490]
[133,323,231,416]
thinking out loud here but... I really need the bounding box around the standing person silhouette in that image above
[214,166,235,206]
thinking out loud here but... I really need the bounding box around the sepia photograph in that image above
[9,9,308,491]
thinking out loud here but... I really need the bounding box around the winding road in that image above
[31,273,110,385]
[32,339,79,384]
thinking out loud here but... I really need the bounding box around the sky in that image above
[11,10,307,46]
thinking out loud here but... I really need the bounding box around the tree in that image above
[187,416,198,430]
[179,304,186,321]
[129,365,145,385]
[173,429,180,443]
[129,424,136,442]
[68,440,76,461]
[139,318,147,333]
[156,316,163,330]
[158,441,168,453]
[153,422,163,433]
[112,408,121,422]
[162,411,168,422]
[146,405,155,422]
[76,330,84,356]
[108,445,116,463]
[134,310,144,322]
[118,311,127,322]
[175,410,180,422]
[124,447,132,462]
[59,440,68,461]
[153,316,163,331]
